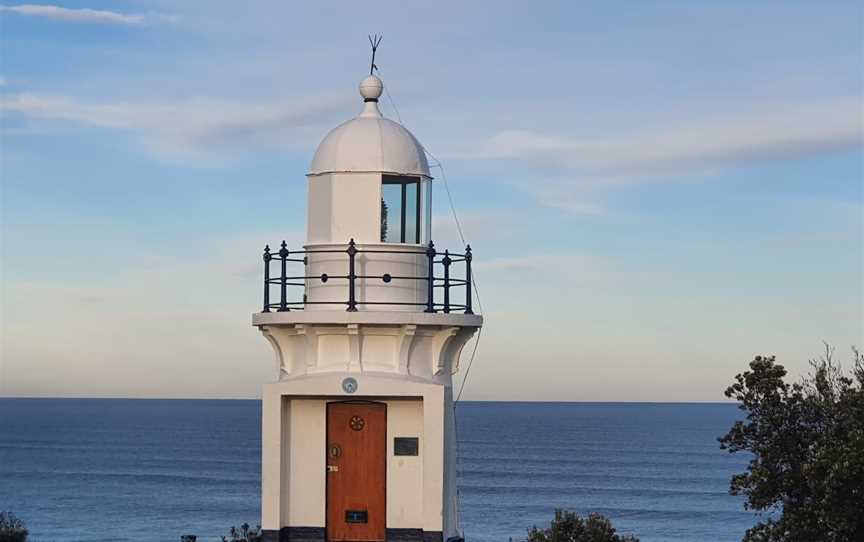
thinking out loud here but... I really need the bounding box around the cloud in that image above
[0,231,303,398]
[531,189,605,216]
[458,101,863,176]
[431,211,511,247]
[478,252,610,275]
[0,92,352,158]
[0,4,167,25]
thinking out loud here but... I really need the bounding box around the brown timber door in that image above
[326,402,387,542]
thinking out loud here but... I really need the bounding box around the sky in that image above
[0,1,862,401]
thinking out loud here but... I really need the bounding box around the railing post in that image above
[425,241,436,313]
[263,245,271,312]
[303,255,310,308]
[347,238,358,312]
[442,250,452,314]
[278,241,289,312]
[464,244,473,315]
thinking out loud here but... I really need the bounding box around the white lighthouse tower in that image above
[253,66,482,542]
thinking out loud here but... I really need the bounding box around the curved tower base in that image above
[255,312,479,542]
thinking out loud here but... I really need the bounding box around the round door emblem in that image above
[349,415,365,431]
[341,377,358,394]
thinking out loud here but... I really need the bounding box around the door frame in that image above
[325,400,388,542]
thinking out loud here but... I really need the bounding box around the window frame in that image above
[381,175,422,244]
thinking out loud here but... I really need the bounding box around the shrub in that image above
[221,523,261,542]
[0,512,28,542]
[526,509,638,542]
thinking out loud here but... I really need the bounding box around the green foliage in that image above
[380,197,389,241]
[0,512,28,542]
[719,346,864,541]
[526,509,639,542]
[221,523,261,542]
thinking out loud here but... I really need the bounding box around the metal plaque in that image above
[345,510,368,523]
[341,377,358,394]
[394,437,419,456]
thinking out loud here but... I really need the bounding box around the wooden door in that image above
[326,402,386,542]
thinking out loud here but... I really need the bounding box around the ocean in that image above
[0,399,756,542]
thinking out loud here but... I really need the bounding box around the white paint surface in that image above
[386,399,425,528]
[309,76,430,178]
[288,400,327,526]
[304,243,428,311]
[307,173,382,244]
[260,376,451,533]
[257,72,481,539]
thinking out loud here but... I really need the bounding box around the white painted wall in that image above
[386,399,425,528]
[306,176,333,243]
[307,172,381,245]
[442,386,459,536]
[304,243,427,311]
[260,376,451,533]
[288,400,327,526]
[261,391,286,531]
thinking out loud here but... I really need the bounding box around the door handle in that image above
[327,465,339,472]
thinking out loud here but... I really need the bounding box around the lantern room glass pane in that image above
[404,181,418,244]
[381,182,402,243]
[381,175,423,244]
[422,179,432,244]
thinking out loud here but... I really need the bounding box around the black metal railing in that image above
[261,239,473,314]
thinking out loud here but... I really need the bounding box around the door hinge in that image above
[327,465,339,472]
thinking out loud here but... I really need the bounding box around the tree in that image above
[526,509,639,542]
[0,512,28,542]
[719,346,864,541]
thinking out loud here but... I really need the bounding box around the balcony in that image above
[261,240,474,314]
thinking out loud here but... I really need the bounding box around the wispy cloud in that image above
[0,234,286,398]
[0,92,352,158]
[0,4,168,25]
[431,211,511,248]
[458,102,863,176]
[476,253,623,286]
[532,188,606,216]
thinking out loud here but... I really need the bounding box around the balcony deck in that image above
[259,239,477,315]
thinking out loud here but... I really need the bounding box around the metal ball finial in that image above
[359,74,383,101]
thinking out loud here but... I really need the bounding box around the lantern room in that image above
[306,75,432,247]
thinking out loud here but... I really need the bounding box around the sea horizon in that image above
[1,398,756,542]
[0,396,738,405]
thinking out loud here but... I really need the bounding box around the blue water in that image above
[0,399,756,542]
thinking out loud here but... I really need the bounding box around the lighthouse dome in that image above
[309,75,431,178]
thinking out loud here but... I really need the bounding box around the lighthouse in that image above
[253,68,482,542]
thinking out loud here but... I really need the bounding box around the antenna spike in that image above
[367,34,382,75]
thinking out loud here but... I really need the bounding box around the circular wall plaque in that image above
[341,377,358,394]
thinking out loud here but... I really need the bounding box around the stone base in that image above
[259,528,445,542]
